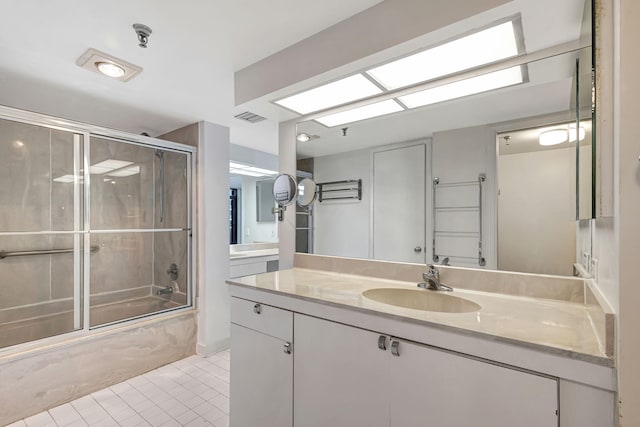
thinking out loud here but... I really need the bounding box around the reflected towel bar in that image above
[0,245,99,260]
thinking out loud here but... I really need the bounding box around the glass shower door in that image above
[0,118,84,349]
[88,136,191,327]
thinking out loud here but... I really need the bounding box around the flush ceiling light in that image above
[274,74,382,115]
[315,99,404,127]
[96,62,126,78]
[76,48,143,82]
[398,66,524,109]
[367,20,520,90]
[538,129,568,146]
[90,159,134,174]
[53,174,80,183]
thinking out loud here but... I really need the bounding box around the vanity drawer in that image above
[231,297,293,341]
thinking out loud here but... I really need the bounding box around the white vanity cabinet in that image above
[294,314,558,427]
[387,337,558,427]
[230,298,293,427]
[293,313,389,427]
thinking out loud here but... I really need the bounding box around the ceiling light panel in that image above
[367,21,520,90]
[398,66,523,109]
[108,165,141,177]
[315,99,404,127]
[275,74,383,114]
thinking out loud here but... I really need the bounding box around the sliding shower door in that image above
[88,136,191,327]
[0,118,84,348]
[0,111,193,350]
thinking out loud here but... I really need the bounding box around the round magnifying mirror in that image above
[272,174,298,206]
[297,178,317,207]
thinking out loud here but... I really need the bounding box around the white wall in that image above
[197,122,231,355]
[498,148,576,276]
[278,120,297,269]
[313,149,372,258]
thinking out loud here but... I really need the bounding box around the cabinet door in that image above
[230,324,292,427]
[294,314,389,427]
[388,339,558,427]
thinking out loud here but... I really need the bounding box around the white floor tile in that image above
[24,411,57,427]
[17,350,231,426]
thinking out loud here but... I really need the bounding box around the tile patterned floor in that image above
[9,350,231,427]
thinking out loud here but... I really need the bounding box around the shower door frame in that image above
[0,105,197,351]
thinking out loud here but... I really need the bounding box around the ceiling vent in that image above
[234,111,267,123]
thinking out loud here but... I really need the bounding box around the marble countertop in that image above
[227,267,612,366]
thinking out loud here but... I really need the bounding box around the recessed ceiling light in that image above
[366,20,521,90]
[297,133,311,143]
[397,66,524,109]
[315,99,404,127]
[539,129,568,146]
[274,74,382,115]
[96,62,126,78]
[76,48,143,82]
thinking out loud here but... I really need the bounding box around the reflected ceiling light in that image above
[90,159,134,174]
[297,133,311,142]
[53,174,81,183]
[315,99,403,127]
[108,165,141,177]
[397,66,523,109]
[76,48,143,82]
[229,161,278,177]
[96,62,126,78]
[367,20,520,90]
[538,129,568,146]
[274,74,382,114]
[296,133,320,143]
[569,126,586,142]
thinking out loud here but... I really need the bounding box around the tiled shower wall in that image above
[0,120,77,319]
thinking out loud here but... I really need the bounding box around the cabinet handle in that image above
[391,340,400,357]
[378,335,387,351]
[284,342,292,355]
[253,303,261,314]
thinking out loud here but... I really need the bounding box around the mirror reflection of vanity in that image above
[292,1,594,278]
[229,144,280,277]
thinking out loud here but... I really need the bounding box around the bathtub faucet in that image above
[156,286,173,296]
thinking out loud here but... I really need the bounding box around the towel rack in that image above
[0,245,100,260]
[432,174,486,266]
[317,179,362,202]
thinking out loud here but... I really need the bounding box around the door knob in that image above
[414,246,422,253]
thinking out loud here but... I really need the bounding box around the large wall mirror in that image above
[229,144,279,245]
[294,0,594,277]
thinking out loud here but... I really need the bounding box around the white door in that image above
[373,144,426,263]
[230,324,293,427]
[293,314,389,427]
[388,338,558,427]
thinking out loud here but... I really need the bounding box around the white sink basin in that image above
[362,288,481,313]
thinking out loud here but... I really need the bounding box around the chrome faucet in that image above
[156,286,173,296]
[417,264,453,292]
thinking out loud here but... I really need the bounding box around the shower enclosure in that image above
[0,107,194,350]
